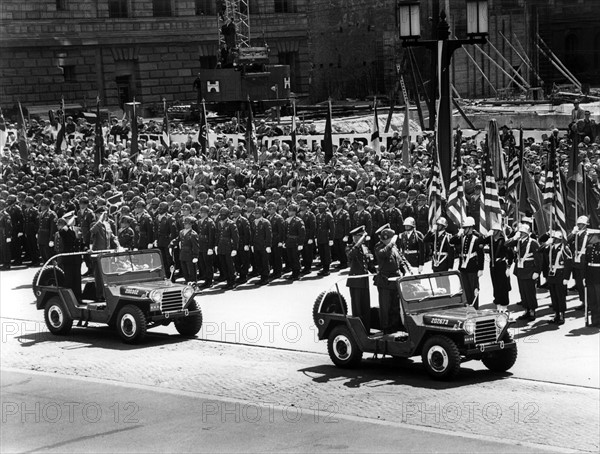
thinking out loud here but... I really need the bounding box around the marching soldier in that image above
[567,215,590,310]
[346,225,375,332]
[332,197,351,269]
[23,196,40,266]
[0,200,12,270]
[540,230,572,325]
[250,206,272,285]
[583,230,600,327]
[197,205,216,289]
[506,223,542,321]
[450,217,485,308]
[215,206,239,290]
[315,202,335,276]
[299,199,316,275]
[284,204,306,281]
[37,198,57,263]
[397,217,425,274]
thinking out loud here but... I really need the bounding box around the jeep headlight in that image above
[496,313,508,329]
[149,289,162,304]
[182,286,194,301]
[463,319,476,335]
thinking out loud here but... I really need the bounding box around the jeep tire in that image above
[327,325,363,368]
[313,291,348,326]
[421,335,461,380]
[482,332,518,372]
[116,305,147,344]
[44,297,73,335]
[33,266,65,296]
[174,301,203,337]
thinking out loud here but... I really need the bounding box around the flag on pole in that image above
[428,143,445,228]
[54,97,67,153]
[245,96,258,161]
[567,129,582,182]
[520,165,550,236]
[505,140,522,205]
[129,100,139,158]
[446,130,466,228]
[487,119,507,182]
[479,136,502,236]
[323,98,333,164]
[94,96,104,174]
[371,98,381,156]
[0,112,7,153]
[549,141,568,237]
[17,102,29,161]
[161,99,171,149]
[401,99,411,167]
[291,98,297,163]
[198,99,209,155]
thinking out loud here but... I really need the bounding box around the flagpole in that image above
[517,127,524,225]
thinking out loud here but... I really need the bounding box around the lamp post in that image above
[397,0,488,189]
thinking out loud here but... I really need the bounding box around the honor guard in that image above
[450,217,485,308]
[175,216,200,284]
[298,200,316,275]
[424,217,454,272]
[283,204,306,281]
[583,230,600,327]
[486,223,513,311]
[315,202,335,276]
[231,205,251,284]
[215,207,239,290]
[540,230,572,325]
[332,198,351,269]
[23,196,40,266]
[397,217,425,274]
[250,206,272,285]
[197,205,216,289]
[567,215,590,310]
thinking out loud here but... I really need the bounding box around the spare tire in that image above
[32,265,65,296]
[312,291,348,326]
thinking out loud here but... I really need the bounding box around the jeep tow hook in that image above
[500,340,505,349]
[479,344,485,353]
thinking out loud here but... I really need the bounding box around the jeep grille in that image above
[162,290,183,312]
[474,319,498,344]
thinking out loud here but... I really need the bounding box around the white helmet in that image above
[403,217,415,227]
[576,215,589,225]
[436,217,448,227]
[551,230,563,239]
[462,217,475,228]
[518,223,531,234]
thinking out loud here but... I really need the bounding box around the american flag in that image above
[54,97,67,153]
[445,130,466,228]
[161,99,171,149]
[479,137,502,235]
[428,144,445,228]
[371,98,380,157]
[544,137,568,236]
[505,140,522,205]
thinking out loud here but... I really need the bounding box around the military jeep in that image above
[313,270,517,380]
[33,249,203,344]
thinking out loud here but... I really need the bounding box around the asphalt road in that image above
[1,264,599,453]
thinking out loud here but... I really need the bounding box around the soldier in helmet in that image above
[0,200,12,270]
[298,199,316,275]
[250,206,272,286]
[173,216,200,284]
[540,230,572,325]
[424,216,454,272]
[134,200,154,250]
[37,198,58,262]
[283,204,306,281]
[451,216,485,308]
[332,197,350,269]
[346,225,375,332]
[583,229,600,327]
[23,196,40,266]
[6,194,24,266]
[384,195,403,234]
[485,222,513,312]
[197,205,216,289]
[215,206,239,290]
[154,201,178,276]
[315,201,335,276]
[567,215,590,310]
[231,204,251,284]
[397,217,425,274]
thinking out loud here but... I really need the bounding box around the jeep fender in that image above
[107,299,149,326]
[316,314,348,341]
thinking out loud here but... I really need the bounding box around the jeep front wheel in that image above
[327,325,362,368]
[482,332,518,372]
[44,297,73,335]
[116,305,147,344]
[174,301,203,337]
[421,335,461,380]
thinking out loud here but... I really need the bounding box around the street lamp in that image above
[397,0,488,190]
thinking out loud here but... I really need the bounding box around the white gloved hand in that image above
[532,273,539,280]
[343,236,348,242]
[266,247,272,254]
[153,240,158,247]
[214,247,218,254]
[505,269,511,277]
[278,242,283,248]
[244,245,250,251]
[148,243,154,249]
[231,250,237,257]
[418,266,423,274]
[366,236,370,241]
[477,270,483,278]
[562,279,568,286]
[6,238,11,243]
[48,241,54,247]
[17,232,23,237]
[133,248,138,251]
[328,240,334,246]
[298,245,303,251]
[308,239,313,245]
[457,228,464,236]
[192,258,198,264]
[572,226,579,233]
[207,248,214,256]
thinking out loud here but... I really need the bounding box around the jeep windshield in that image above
[100,251,164,276]
[398,272,465,312]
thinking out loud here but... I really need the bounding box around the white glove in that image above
[133,248,138,251]
[532,273,539,280]
[457,228,464,236]
[477,270,483,278]
[244,245,250,251]
[418,266,423,274]
[153,240,158,247]
[505,269,511,277]
[17,232,23,237]
[278,242,283,248]
[148,243,154,249]
[214,247,218,254]
[207,248,214,255]
[328,240,334,246]
[62,225,68,231]
[572,226,579,233]
[6,238,11,243]
[231,250,237,257]
[266,247,272,254]
[48,241,54,247]
[562,279,568,286]
[192,258,198,264]
[343,236,348,242]
[308,239,313,245]
[365,236,370,241]
[298,245,303,251]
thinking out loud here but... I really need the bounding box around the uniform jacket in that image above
[37,209,57,245]
[505,235,542,279]
[352,209,373,235]
[333,208,351,239]
[374,240,405,289]
[0,210,12,242]
[117,227,135,250]
[568,229,589,269]
[90,220,117,251]
[540,242,573,283]
[251,217,272,251]
[268,213,285,246]
[215,218,239,254]
[346,241,374,289]
[584,242,600,281]
[6,204,23,238]
[154,213,177,247]
[299,210,316,243]
[284,216,306,247]
[234,215,252,248]
[77,207,95,244]
[451,231,485,272]
[385,206,404,234]
[23,206,39,235]
[424,230,454,270]
[135,211,154,248]
[197,217,216,252]
[177,229,200,261]
[316,211,335,244]
[366,205,386,234]
[398,229,425,267]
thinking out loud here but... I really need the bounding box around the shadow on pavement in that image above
[13,284,33,290]
[299,359,510,390]
[565,326,600,337]
[15,326,189,350]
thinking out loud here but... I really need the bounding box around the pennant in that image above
[161,99,171,149]
[17,102,29,161]
[323,99,333,164]
[245,96,258,161]
[371,98,380,156]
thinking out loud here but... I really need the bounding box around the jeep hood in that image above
[118,281,186,297]
[423,307,497,322]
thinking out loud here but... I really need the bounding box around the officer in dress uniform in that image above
[174,216,200,284]
[506,223,542,321]
[23,196,40,266]
[299,199,316,275]
[197,205,216,289]
[6,195,23,266]
[567,215,590,310]
[267,202,285,280]
[450,217,485,308]
[250,206,272,285]
[346,225,375,332]
[583,230,600,327]
[540,230,572,325]
[0,200,12,270]
[37,198,57,263]
[374,224,407,334]
[384,196,403,234]
[55,216,82,303]
[486,223,513,312]
[424,217,454,272]
[315,202,335,276]
[231,205,251,284]
[283,204,306,281]
[215,207,239,290]
[397,217,425,274]
[332,198,351,269]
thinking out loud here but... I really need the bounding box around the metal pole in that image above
[535,42,581,89]
[473,45,528,92]
[536,33,582,89]
[462,47,497,95]
[499,30,543,86]
[486,39,530,89]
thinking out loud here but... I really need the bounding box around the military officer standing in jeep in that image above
[397,217,425,274]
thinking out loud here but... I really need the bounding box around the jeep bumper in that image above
[464,340,517,356]
[149,309,201,323]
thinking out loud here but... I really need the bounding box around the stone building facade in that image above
[0,0,310,111]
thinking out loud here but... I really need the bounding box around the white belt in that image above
[589,263,600,267]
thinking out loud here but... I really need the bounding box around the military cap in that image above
[350,225,366,236]
[335,197,345,206]
[183,216,195,225]
[288,204,299,212]
[95,206,107,213]
[40,198,50,206]
[231,205,242,212]
[135,200,146,208]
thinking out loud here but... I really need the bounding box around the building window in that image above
[153,0,172,17]
[274,0,296,13]
[62,66,76,83]
[56,0,67,11]
[109,0,128,18]
[199,56,218,69]
[278,51,300,91]
[196,0,215,16]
